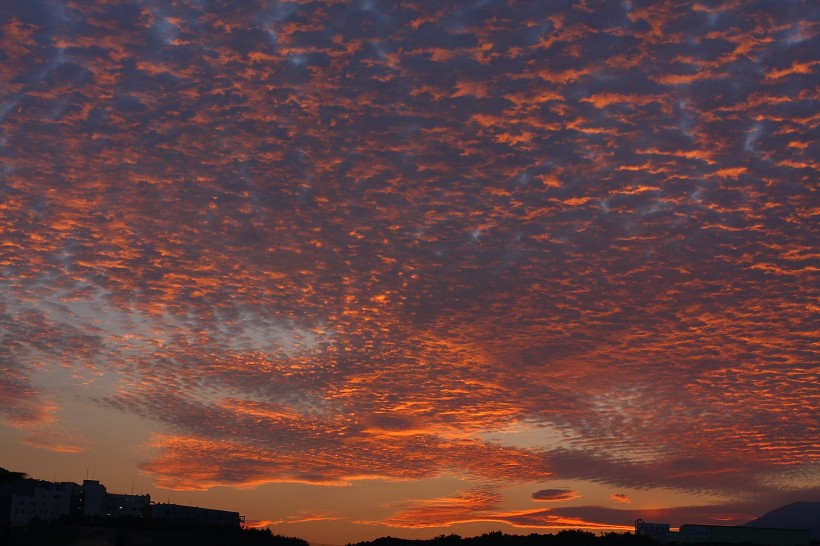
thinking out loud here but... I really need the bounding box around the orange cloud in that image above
[21,430,90,454]
[373,488,632,530]
[0,3,816,535]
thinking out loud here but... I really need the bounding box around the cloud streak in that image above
[370,487,633,531]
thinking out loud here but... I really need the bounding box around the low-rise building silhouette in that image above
[106,492,151,518]
[1,472,241,529]
[635,518,809,546]
[151,502,241,528]
[679,523,809,546]
[8,481,74,526]
[634,519,672,543]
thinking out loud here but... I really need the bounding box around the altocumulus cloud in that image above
[0,0,817,534]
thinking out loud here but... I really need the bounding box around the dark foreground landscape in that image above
[347,530,657,546]
[0,517,307,546]
[0,521,675,546]
[3,524,657,546]
[4,520,820,546]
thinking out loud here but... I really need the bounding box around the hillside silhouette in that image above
[744,501,820,541]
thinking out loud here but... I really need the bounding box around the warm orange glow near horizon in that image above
[0,0,817,544]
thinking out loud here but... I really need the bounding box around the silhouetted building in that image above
[679,524,809,545]
[78,480,107,516]
[1,472,244,529]
[8,481,74,526]
[150,502,241,528]
[635,519,672,543]
[1,477,154,526]
[106,492,151,518]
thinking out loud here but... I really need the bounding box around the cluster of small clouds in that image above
[1,0,818,531]
[362,487,629,530]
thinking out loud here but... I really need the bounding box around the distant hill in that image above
[744,501,820,540]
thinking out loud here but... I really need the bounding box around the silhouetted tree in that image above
[349,530,662,546]
[0,468,28,482]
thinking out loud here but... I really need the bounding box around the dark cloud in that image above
[532,489,581,502]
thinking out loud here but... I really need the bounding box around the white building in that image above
[635,519,672,543]
[9,482,73,526]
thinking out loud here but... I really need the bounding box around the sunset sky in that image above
[1,0,818,543]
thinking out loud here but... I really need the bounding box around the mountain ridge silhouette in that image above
[743,501,820,540]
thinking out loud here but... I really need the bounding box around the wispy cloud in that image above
[370,487,633,530]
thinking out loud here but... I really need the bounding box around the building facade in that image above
[679,524,809,546]
[2,475,244,529]
[2,478,153,527]
[150,503,241,528]
[76,480,107,516]
[635,519,672,543]
[8,482,74,526]
[105,493,151,518]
